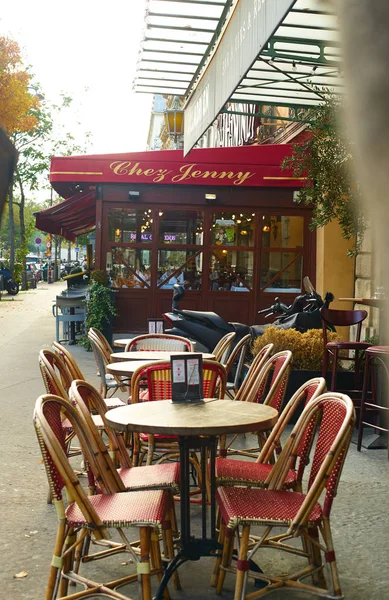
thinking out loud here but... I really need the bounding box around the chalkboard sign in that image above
[170,353,203,403]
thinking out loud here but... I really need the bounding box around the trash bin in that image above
[42,264,48,282]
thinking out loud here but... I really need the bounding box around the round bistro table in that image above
[110,350,215,362]
[106,398,277,599]
[106,359,162,378]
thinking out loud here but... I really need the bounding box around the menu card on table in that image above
[170,353,203,403]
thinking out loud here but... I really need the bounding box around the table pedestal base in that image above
[155,435,219,600]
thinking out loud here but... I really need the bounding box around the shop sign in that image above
[184,0,295,155]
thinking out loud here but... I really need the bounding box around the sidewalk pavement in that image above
[0,281,388,599]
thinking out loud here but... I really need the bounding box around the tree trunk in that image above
[16,173,28,290]
[8,183,15,273]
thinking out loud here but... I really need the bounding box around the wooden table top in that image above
[105,399,278,437]
[107,359,160,377]
[339,297,387,308]
[110,350,216,362]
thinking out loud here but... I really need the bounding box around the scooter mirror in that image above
[172,284,185,310]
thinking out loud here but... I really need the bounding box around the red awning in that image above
[35,189,97,241]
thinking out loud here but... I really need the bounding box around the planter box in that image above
[284,369,359,423]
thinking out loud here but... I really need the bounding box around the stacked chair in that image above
[88,328,130,398]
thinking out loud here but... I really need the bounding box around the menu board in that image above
[170,353,203,403]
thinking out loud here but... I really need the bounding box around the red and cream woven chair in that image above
[131,360,227,467]
[125,333,194,352]
[52,341,125,409]
[224,349,292,458]
[223,333,252,399]
[70,379,181,590]
[70,379,180,495]
[212,331,236,363]
[34,394,171,600]
[234,343,274,402]
[215,377,327,491]
[214,392,355,600]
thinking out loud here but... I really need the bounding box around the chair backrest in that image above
[52,342,84,380]
[87,329,123,394]
[125,333,194,352]
[70,379,132,469]
[89,327,113,358]
[33,394,113,538]
[39,349,71,399]
[321,308,368,345]
[224,333,252,389]
[249,350,293,412]
[212,332,236,363]
[268,392,355,529]
[235,343,274,402]
[257,377,327,470]
[131,359,227,403]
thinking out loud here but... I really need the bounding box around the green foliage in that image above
[282,92,365,256]
[90,269,110,287]
[252,326,340,371]
[78,281,117,351]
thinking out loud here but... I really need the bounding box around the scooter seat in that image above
[179,309,233,332]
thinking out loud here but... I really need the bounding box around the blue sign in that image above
[75,247,79,252]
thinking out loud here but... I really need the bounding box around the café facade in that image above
[37,144,320,332]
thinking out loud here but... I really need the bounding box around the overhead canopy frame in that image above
[134,0,343,153]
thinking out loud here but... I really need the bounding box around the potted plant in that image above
[79,269,117,350]
[252,326,356,418]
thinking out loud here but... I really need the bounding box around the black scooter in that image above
[0,265,19,296]
[162,277,334,352]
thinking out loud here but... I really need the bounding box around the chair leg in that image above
[45,519,67,600]
[139,527,152,600]
[234,524,251,600]
[321,517,343,597]
[330,348,338,391]
[357,353,371,451]
[211,520,225,587]
[163,506,181,591]
[150,530,171,600]
[216,524,235,595]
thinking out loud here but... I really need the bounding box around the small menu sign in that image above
[170,353,203,403]
[148,318,164,334]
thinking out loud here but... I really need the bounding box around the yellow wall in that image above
[316,220,356,340]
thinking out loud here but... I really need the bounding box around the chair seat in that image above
[118,462,180,494]
[216,486,322,528]
[215,457,297,488]
[66,488,168,527]
[63,415,104,431]
[104,397,126,409]
[326,341,371,350]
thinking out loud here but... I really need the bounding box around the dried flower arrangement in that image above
[252,326,340,371]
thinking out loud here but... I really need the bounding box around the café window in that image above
[209,250,253,292]
[109,247,151,289]
[261,215,303,248]
[211,211,255,247]
[157,249,202,290]
[108,208,152,243]
[261,252,303,293]
[158,210,203,245]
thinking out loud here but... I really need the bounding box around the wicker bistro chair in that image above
[70,379,181,590]
[224,350,292,458]
[224,333,252,399]
[131,360,227,467]
[212,331,236,363]
[125,333,194,352]
[214,392,356,600]
[70,379,180,495]
[215,377,327,491]
[88,329,129,398]
[321,308,370,398]
[52,341,125,410]
[34,394,172,600]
